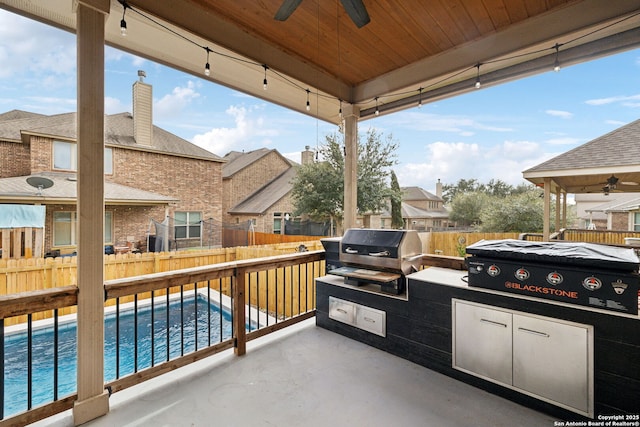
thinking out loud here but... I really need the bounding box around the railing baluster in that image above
[275,268,279,323]
[151,290,155,367]
[53,309,59,401]
[266,270,270,327]
[165,291,170,361]
[27,313,32,410]
[134,294,138,373]
[207,280,211,347]
[194,282,198,351]
[218,278,223,341]
[116,298,120,379]
[180,286,184,357]
[247,273,252,332]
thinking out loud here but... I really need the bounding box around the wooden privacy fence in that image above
[0,240,323,325]
[0,228,44,259]
[422,229,640,256]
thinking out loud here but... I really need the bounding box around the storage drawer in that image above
[355,305,386,337]
[329,296,356,324]
[328,296,386,337]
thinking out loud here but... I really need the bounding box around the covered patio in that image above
[2,0,640,425]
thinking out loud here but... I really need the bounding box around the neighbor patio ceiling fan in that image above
[274,0,371,28]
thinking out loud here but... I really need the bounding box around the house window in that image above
[53,141,113,174]
[273,212,292,234]
[633,213,640,231]
[175,211,201,239]
[53,211,113,246]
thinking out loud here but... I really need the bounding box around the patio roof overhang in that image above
[2,0,640,125]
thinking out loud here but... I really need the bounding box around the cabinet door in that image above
[453,301,513,385]
[513,314,592,416]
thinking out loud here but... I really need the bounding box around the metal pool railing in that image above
[0,250,324,427]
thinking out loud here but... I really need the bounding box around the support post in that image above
[342,104,359,231]
[233,268,247,356]
[73,0,110,424]
[543,178,551,241]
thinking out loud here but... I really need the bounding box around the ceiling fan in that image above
[274,0,371,28]
[598,175,640,195]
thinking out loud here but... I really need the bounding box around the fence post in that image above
[233,266,246,356]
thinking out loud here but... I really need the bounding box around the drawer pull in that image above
[336,308,348,314]
[517,327,550,338]
[363,317,376,323]
[480,318,507,328]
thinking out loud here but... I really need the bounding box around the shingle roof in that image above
[401,186,442,201]
[0,110,223,162]
[222,148,284,178]
[0,172,177,204]
[524,118,640,173]
[229,168,297,214]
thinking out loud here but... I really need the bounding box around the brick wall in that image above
[223,151,291,227]
[610,212,630,231]
[0,140,31,178]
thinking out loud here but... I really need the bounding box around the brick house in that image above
[375,181,450,231]
[575,192,640,231]
[0,77,224,255]
[222,146,314,234]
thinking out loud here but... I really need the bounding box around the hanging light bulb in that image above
[418,87,423,108]
[204,48,211,76]
[339,100,343,119]
[474,63,481,89]
[262,64,268,90]
[375,97,380,116]
[120,3,128,36]
[553,43,561,72]
[306,89,311,111]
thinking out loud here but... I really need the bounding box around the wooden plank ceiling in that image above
[3,0,640,124]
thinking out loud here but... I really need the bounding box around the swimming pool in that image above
[4,294,241,417]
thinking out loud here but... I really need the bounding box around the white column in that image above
[73,0,110,424]
[342,104,359,231]
[555,186,561,234]
[543,178,551,241]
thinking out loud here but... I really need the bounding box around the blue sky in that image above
[1,9,640,193]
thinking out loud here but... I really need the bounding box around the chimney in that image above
[133,71,153,146]
[436,178,442,199]
[301,145,314,165]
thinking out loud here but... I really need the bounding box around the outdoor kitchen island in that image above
[315,266,640,421]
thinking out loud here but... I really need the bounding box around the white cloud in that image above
[105,96,128,115]
[395,140,551,189]
[387,111,513,135]
[191,104,279,155]
[605,119,627,126]
[545,110,573,119]
[154,81,201,119]
[585,94,640,106]
[545,137,582,145]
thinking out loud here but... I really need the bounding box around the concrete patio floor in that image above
[36,317,558,427]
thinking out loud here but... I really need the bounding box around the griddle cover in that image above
[466,239,639,272]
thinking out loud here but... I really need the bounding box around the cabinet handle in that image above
[336,308,348,314]
[363,317,376,323]
[517,327,550,338]
[480,318,508,328]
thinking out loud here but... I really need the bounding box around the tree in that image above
[479,189,544,232]
[448,191,490,227]
[389,170,404,228]
[290,128,400,228]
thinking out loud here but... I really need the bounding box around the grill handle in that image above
[344,247,359,254]
[368,250,390,257]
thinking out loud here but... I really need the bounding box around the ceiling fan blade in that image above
[340,0,370,28]
[274,0,303,21]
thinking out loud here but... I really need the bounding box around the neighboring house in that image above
[576,192,640,231]
[0,77,224,255]
[375,181,450,231]
[222,146,314,234]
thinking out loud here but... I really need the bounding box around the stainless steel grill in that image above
[326,229,423,294]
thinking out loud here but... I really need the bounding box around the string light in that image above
[114,1,639,120]
[204,47,211,76]
[120,2,128,37]
[339,100,343,119]
[553,43,561,72]
[262,64,268,90]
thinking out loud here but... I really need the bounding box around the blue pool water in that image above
[4,295,241,417]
